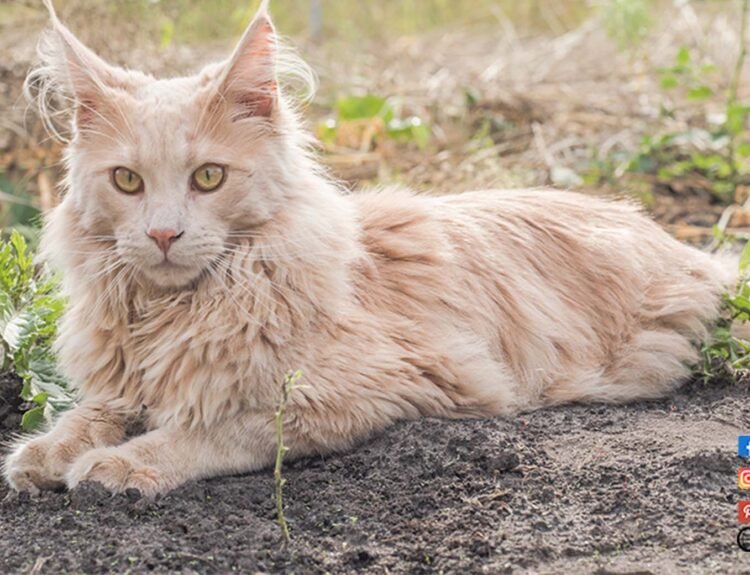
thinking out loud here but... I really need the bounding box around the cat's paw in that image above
[66,447,162,497]
[4,437,72,494]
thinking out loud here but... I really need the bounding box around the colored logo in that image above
[740,469,750,490]
[739,436,750,458]
[739,528,750,552]
[739,501,750,523]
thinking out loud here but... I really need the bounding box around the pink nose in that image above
[147,228,182,255]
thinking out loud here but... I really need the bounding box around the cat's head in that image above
[32,0,316,289]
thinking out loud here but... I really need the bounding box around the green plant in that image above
[657,46,717,101]
[318,95,430,150]
[603,0,651,50]
[0,230,71,430]
[623,18,750,203]
[726,0,750,200]
[701,241,750,379]
[274,369,303,547]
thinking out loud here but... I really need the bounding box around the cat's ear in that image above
[216,0,278,121]
[40,0,126,129]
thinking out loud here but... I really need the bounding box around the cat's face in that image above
[67,72,279,289]
[41,3,305,288]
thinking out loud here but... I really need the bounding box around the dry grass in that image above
[0,0,746,239]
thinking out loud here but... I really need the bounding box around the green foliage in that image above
[702,241,750,379]
[0,231,71,431]
[626,129,737,201]
[603,0,651,50]
[658,46,717,101]
[319,95,430,150]
[335,95,393,122]
[622,41,750,203]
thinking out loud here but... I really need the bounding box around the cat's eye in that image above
[191,164,226,192]
[112,167,143,194]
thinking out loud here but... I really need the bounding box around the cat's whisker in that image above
[83,238,118,243]
[82,263,130,322]
[214,250,300,335]
[88,260,125,283]
[220,243,338,262]
[63,248,117,255]
[209,256,270,333]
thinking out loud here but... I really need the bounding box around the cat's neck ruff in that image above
[42,172,363,428]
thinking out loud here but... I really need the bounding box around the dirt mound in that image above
[0,377,748,574]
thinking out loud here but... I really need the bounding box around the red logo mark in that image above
[739,501,750,523]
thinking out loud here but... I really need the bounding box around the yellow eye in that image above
[112,167,143,194]
[192,164,225,192]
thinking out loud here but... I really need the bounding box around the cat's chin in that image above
[139,261,204,290]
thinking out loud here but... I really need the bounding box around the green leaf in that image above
[160,18,175,49]
[335,95,393,122]
[0,231,71,429]
[386,116,430,149]
[737,142,750,158]
[687,85,712,101]
[317,118,337,145]
[21,405,45,432]
[676,46,691,68]
[730,295,750,315]
[740,241,750,274]
[660,74,679,90]
[727,102,750,135]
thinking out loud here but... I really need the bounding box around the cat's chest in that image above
[113,286,295,424]
[125,293,250,379]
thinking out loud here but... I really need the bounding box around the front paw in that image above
[4,438,73,494]
[66,447,162,497]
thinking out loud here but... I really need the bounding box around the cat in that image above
[3,0,734,496]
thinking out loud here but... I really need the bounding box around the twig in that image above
[531,122,554,169]
[274,369,303,547]
[27,556,50,575]
[711,204,738,250]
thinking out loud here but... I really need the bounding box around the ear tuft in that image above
[217,11,279,122]
[25,1,129,139]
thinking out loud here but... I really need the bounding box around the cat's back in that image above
[353,186,714,274]
[351,186,728,406]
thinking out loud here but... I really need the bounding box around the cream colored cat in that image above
[3,1,733,496]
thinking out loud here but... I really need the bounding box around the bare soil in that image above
[1,374,749,574]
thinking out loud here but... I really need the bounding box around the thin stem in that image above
[274,370,302,547]
[729,0,749,198]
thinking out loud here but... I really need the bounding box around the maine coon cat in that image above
[4,1,733,496]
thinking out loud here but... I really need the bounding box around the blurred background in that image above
[0,0,747,245]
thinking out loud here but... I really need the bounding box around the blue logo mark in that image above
[740,436,750,458]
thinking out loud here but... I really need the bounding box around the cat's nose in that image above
[147,228,183,255]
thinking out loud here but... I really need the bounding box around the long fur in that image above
[4,3,734,496]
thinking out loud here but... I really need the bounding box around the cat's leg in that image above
[4,402,128,494]
[64,401,387,496]
[65,419,278,496]
[65,386,431,496]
